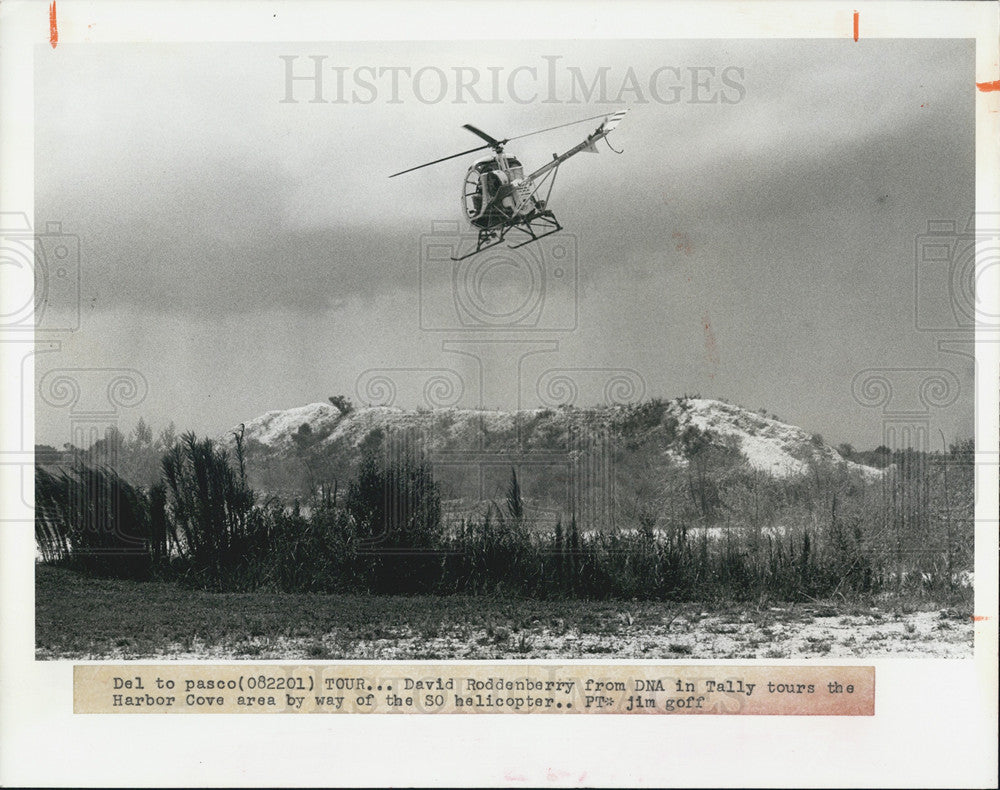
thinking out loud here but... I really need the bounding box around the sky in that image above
[33,38,975,449]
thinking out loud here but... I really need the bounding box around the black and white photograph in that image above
[29,35,980,661]
[1,1,997,787]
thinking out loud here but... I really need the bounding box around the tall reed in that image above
[35,463,153,578]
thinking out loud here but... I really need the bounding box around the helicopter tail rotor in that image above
[599,109,629,136]
[582,109,630,153]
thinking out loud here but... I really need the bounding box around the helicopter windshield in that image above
[505,158,524,180]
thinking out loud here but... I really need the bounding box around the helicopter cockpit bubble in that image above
[463,156,527,225]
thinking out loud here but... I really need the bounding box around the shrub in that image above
[36,409,973,606]
[35,463,154,579]
[259,501,363,593]
[160,431,266,588]
[343,445,444,593]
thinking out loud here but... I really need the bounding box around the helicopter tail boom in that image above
[527,109,628,180]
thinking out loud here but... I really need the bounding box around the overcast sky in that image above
[34,38,975,448]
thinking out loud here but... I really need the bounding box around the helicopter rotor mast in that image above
[463,124,511,170]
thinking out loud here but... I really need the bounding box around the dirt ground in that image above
[35,564,973,661]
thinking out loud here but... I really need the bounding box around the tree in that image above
[680,425,729,520]
[329,395,354,415]
[132,418,153,448]
[87,425,125,467]
[158,422,178,451]
[291,422,323,497]
[343,445,443,593]
[870,445,892,468]
[345,449,441,549]
[161,432,261,583]
[836,443,856,460]
[949,438,974,459]
[292,421,314,449]
[505,467,524,521]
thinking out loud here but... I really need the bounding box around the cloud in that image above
[35,38,973,320]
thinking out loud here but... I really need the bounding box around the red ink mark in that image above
[853,11,859,42]
[49,1,58,48]
[503,771,527,782]
[976,80,1000,92]
[972,615,990,622]
[702,312,719,380]
[672,231,693,255]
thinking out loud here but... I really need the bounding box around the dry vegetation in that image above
[34,399,975,659]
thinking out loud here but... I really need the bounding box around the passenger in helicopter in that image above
[470,170,502,220]
[484,171,502,202]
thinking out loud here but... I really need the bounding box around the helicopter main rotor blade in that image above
[388,143,492,178]
[462,124,505,149]
[507,112,610,143]
[389,111,627,178]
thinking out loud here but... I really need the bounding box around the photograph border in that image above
[2,1,997,787]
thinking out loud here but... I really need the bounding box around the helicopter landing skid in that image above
[506,212,563,250]
[508,225,563,250]
[449,230,507,261]
[450,214,563,260]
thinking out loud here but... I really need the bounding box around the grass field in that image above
[36,564,973,660]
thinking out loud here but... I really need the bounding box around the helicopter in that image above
[389,110,628,260]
